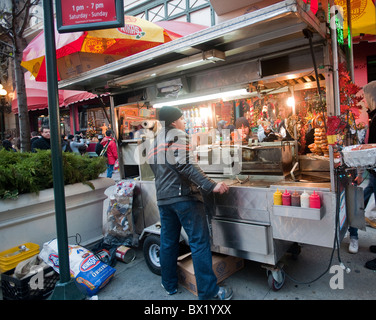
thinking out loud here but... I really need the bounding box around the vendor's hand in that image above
[213,182,229,194]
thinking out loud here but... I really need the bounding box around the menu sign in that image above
[56,0,124,33]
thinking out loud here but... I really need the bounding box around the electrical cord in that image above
[278,166,350,285]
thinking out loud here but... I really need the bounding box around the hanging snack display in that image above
[308,127,329,157]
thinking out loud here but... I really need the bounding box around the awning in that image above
[62,90,107,107]
[12,72,109,113]
[58,0,327,99]
[12,72,64,113]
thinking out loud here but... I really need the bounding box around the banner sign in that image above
[56,0,124,33]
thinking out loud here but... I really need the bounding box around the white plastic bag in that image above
[365,195,376,223]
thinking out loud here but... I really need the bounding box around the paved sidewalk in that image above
[96,226,376,301]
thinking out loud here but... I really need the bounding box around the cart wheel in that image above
[143,234,161,275]
[267,269,285,291]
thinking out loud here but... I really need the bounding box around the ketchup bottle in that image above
[282,190,291,206]
[309,191,321,208]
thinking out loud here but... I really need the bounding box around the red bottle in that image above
[309,191,321,208]
[282,190,291,206]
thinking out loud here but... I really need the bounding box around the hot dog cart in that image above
[123,137,355,290]
[58,0,363,289]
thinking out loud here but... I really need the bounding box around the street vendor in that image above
[148,106,233,300]
[276,106,294,141]
[233,117,252,144]
[257,120,279,142]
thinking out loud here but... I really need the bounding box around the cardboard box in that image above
[177,252,244,296]
[57,52,123,80]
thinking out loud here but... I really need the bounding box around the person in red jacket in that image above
[101,130,118,178]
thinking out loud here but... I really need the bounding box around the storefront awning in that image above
[12,72,110,113]
[12,72,64,113]
[58,0,327,99]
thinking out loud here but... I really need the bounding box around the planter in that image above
[0,178,115,252]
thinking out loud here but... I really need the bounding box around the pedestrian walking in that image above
[100,130,118,178]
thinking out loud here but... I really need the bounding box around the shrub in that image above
[0,149,107,199]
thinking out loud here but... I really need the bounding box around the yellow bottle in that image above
[273,189,282,205]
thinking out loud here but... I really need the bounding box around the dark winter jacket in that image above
[2,139,14,151]
[31,136,50,152]
[148,127,216,205]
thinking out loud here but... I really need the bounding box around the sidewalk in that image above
[96,226,376,301]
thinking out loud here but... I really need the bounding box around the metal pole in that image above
[43,0,85,300]
[330,2,341,116]
[346,0,354,81]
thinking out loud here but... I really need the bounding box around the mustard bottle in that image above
[273,189,282,205]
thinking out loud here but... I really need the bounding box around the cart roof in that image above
[58,0,326,97]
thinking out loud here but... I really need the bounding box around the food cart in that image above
[58,0,363,290]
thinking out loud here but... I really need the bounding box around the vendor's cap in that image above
[158,106,183,126]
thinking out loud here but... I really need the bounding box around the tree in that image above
[0,0,40,152]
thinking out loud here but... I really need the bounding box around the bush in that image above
[0,149,107,199]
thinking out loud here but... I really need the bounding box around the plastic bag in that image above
[39,239,116,296]
[365,194,376,227]
[105,180,136,239]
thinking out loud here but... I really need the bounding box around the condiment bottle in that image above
[282,190,291,206]
[301,190,310,208]
[310,191,321,208]
[291,190,301,207]
[273,189,282,205]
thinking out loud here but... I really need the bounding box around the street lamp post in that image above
[0,84,8,141]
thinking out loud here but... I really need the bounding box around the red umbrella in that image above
[154,20,208,38]
[21,16,203,82]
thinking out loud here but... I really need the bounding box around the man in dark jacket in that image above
[2,134,15,151]
[30,131,39,146]
[148,106,232,300]
[31,127,51,152]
